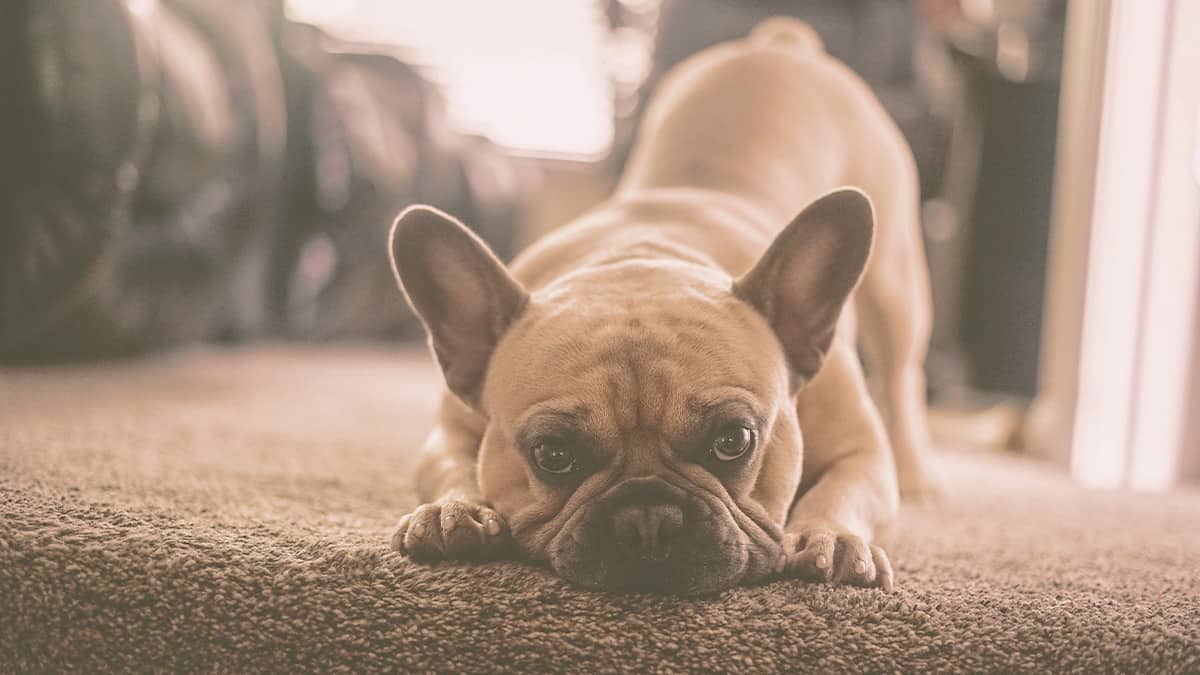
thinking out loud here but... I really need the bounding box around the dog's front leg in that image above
[390,395,513,561]
[782,345,900,589]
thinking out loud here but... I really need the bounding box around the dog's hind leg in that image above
[854,166,944,501]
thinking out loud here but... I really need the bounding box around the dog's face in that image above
[480,261,796,594]
[390,189,873,594]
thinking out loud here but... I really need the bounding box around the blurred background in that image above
[1,0,1197,491]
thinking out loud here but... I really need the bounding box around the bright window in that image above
[286,0,614,159]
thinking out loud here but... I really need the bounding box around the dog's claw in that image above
[871,544,895,591]
[485,516,501,536]
[391,500,511,561]
[780,523,893,590]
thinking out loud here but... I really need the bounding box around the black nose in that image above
[611,503,684,561]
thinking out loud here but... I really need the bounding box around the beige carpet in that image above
[2,346,1198,672]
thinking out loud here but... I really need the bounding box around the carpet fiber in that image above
[2,346,1198,672]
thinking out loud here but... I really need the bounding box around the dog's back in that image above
[517,18,940,498]
[615,19,908,223]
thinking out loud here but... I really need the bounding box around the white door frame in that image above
[1029,0,1200,490]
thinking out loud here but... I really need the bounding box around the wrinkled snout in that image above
[547,476,770,594]
[610,502,684,562]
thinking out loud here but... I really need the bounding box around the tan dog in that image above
[387,18,939,594]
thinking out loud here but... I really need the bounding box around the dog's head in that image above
[389,189,873,594]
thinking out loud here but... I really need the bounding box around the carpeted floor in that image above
[2,346,1198,672]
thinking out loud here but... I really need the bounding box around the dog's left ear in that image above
[734,188,874,382]
[389,205,528,407]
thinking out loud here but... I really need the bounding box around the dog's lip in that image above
[546,504,758,595]
[658,464,784,550]
[550,538,749,595]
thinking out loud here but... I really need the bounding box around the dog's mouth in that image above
[542,478,778,595]
[547,526,754,595]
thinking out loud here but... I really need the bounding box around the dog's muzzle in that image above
[547,477,754,594]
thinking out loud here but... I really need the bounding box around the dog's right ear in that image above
[389,205,528,407]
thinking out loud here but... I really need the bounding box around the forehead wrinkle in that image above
[506,297,779,433]
[604,355,639,434]
[619,334,681,433]
[514,400,591,434]
[573,326,762,438]
[585,329,681,432]
[674,331,742,382]
[639,355,688,433]
[687,386,764,412]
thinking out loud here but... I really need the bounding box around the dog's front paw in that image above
[776,522,894,591]
[390,501,512,561]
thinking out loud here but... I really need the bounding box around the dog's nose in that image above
[611,503,684,561]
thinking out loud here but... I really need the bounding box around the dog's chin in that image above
[548,549,749,596]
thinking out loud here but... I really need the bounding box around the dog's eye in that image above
[532,441,577,474]
[709,424,755,462]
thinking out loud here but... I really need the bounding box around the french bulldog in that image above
[386,17,940,594]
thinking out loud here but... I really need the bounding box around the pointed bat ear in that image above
[734,188,874,382]
[389,205,528,406]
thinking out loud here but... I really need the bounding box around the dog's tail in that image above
[749,16,824,53]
